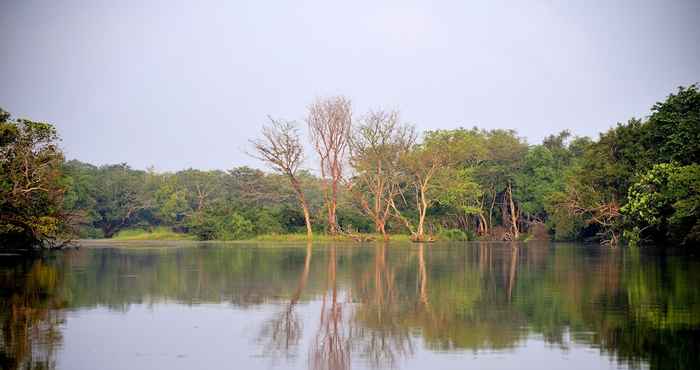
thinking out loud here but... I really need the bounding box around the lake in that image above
[1,241,698,370]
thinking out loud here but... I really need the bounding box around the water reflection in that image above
[0,259,65,370]
[1,242,699,370]
[351,243,414,369]
[259,243,312,359]
[309,245,351,370]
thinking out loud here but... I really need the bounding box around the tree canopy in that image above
[2,84,699,247]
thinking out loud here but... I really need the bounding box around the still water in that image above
[1,242,698,370]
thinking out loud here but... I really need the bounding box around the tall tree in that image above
[477,129,527,239]
[0,108,72,249]
[349,110,415,239]
[549,119,646,245]
[425,128,489,235]
[390,132,451,242]
[91,164,151,238]
[251,118,313,239]
[307,96,352,235]
[644,84,700,165]
[429,128,527,239]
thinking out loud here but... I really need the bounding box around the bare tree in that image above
[349,110,415,240]
[555,184,621,246]
[251,117,313,239]
[307,97,352,235]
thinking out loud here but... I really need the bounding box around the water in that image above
[1,241,698,370]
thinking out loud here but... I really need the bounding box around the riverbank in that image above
[104,227,544,244]
[103,228,414,243]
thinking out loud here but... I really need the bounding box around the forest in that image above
[1,85,698,249]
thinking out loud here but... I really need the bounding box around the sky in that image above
[1,0,699,172]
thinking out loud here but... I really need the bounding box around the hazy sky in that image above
[1,0,698,171]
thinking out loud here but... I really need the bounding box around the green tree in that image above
[390,132,452,241]
[91,164,152,238]
[644,85,700,165]
[0,108,71,249]
[547,120,645,244]
[435,167,483,232]
[623,163,700,246]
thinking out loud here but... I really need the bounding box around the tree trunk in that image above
[488,189,496,233]
[479,213,489,235]
[325,176,338,235]
[376,220,388,240]
[507,181,519,239]
[415,184,428,241]
[302,205,313,240]
[291,177,313,240]
[327,201,338,235]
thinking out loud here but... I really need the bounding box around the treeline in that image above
[249,86,699,245]
[1,85,698,248]
[61,163,347,240]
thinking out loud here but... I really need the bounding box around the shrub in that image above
[438,228,474,241]
[253,210,285,235]
[216,213,254,240]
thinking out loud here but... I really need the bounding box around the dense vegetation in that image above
[1,85,698,248]
[0,109,72,249]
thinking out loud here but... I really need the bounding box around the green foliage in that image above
[645,85,700,165]
[251,209,285,235]
[156,187,188,225]
[112,226,194,241]
[50,84,700,245]
[188,206,254,241]
[0,108,71,249]
[516,132,589,225]
[216,213,254,240]
[623,163,700,246]
[436,168,483,216]
[337,208,373,233]
[438,228,474,241]
[546,85,700,244]
[188,216,218,241]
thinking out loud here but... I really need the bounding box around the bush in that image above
[438,228,474,241]
[253,210,285,235]
[112,226,193,241]
[190,219,218,240]
[218,213,254,240]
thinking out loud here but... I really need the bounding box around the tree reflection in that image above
[259,243,313,360]
[0,259,65,370]
[507,243,518,302]
[350,243,414,369]
[3,243,700,370]
[309,246,351,370]
[416,243,430,310]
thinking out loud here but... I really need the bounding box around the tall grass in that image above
[112,227,195,241]
[110,228,413,242]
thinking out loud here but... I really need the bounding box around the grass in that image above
[248,233,412,243]
[112,227,196,241]
[108,228,412,243]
